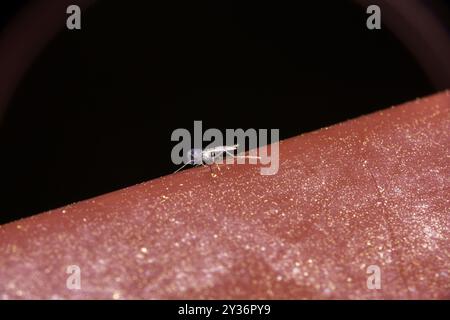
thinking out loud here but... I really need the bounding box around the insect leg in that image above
[212,151,230,171]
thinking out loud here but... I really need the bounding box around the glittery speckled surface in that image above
[0,91,449,299]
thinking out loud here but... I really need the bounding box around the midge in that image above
[174,144,260,173]
[171,121,280,175]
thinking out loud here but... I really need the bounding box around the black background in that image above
[0,0,448,224]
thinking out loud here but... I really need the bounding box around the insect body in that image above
[174,144,260,173]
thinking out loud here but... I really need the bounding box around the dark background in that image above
[0,0,449,224]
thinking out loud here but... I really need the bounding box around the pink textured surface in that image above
[0,91,449,299]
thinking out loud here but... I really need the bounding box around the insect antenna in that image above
[173,160,193,173]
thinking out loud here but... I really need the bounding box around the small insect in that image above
[174,144,260,174]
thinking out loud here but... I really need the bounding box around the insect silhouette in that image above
[174,144,260,174]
